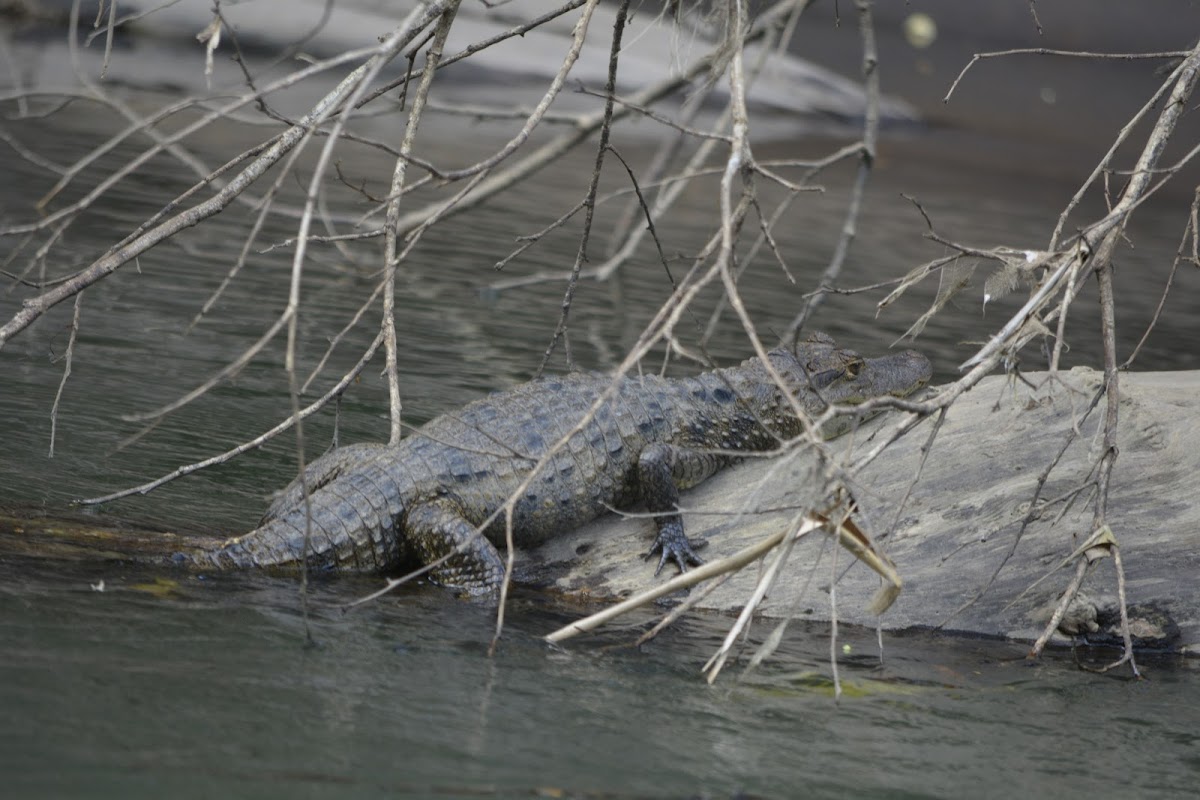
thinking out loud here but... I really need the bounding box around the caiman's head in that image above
[740,331,932,438]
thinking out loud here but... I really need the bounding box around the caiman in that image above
[190,333,931,591]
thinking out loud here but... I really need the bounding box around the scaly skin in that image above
[193,333,931,590]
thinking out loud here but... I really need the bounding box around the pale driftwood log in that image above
[526,369,1200,654]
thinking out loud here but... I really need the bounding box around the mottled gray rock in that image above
[528,368,1200,652]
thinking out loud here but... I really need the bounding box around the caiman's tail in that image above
[0,508,224,567]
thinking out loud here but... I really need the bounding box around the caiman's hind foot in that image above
[645,520,707,576]
[406,498,506,595]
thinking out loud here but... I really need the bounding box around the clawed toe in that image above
[645,532,707,576]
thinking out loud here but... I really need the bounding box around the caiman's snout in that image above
[886,349,933,397]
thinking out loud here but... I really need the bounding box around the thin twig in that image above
[383,2,460,445]
[1029,558,1090,657]
[945,47,1190,104]
[539,6,624,369]
[48,292,84,458]
[1120,188,1197,369]
[785,0,879,338]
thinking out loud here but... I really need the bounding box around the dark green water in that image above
[4,17,1200,798]
[4,555,1199,800]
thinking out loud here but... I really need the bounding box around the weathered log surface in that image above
[525,368,1200,653]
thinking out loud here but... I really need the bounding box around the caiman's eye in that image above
[844,357,864,379]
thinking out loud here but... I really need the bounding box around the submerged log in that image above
[0,512,221,563]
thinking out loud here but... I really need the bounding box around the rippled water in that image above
[3,556,1198,799]
[4,16,1200,798]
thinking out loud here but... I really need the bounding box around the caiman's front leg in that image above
[405,497,505,593]
[637,443,730,575]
